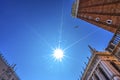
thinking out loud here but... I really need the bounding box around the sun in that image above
[53,48,64,62]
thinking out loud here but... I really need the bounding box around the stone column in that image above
[96,67,107,80]
[100,61,112,79]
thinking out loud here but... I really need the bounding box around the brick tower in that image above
[72,0,120,33]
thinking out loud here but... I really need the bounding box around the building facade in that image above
[0,54,20,80]
[72,0,120,33]
[106,27,120,60]
[81,46,120,80]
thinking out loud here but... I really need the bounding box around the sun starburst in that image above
[53,48,64,62]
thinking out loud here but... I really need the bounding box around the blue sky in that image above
[0,0,113,80]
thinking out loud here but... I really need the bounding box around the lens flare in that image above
[53,48,64,62]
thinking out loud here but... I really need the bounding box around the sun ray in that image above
[64,29,99,51]
[26,26,54,50]
[58,0,64,48]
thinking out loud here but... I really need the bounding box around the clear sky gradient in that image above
[0,0,113,80]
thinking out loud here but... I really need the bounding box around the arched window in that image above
[106,19,112,24]
[81,15,83,17]
[95,17,100,21]
[110,61,120,73]
[99,67,109,80]
[94,74,100,80]
[88,16,92,19]
[84,15,87,18]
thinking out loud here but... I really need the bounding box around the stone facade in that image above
[81,46,120,80]
[106,27,120,61]
[0,54,20,80]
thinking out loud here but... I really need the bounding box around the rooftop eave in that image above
[81,51,110,79]
[71,0,79,18]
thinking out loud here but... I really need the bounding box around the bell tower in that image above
[72,0,120,33]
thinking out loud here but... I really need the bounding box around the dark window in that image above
[1,78,5,80]
[106,48,112,53]
[99,67,109,80]
[116,51,120,59]
[95,17,100,21]
[2,69,5,71]
[94,74,100,80]
[109,44,115,50]
[106,20,112,24]
[110,61,120,73]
